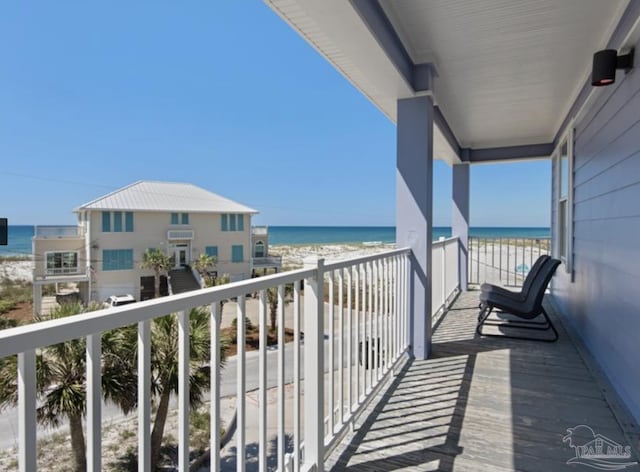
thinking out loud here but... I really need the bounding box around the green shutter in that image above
[205,246,218,257]
[232,245,244,263]
[237,214,244,231]
[103,249,134,271]
[221,214,228,231]
[125,212,134,232]
[102,212,111,232]
[229,214,236,231]
[171,213,179,224]
[113,211,123,232]
[181,213,189,224]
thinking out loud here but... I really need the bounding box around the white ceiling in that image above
[265,0,630,156]
[381,0,628,148]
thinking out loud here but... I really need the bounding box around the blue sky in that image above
[0,1,550,227]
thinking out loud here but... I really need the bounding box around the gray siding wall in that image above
[552,36,640,423]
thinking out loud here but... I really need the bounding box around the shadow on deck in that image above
[327,290,640,471]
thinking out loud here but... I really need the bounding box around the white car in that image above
[103,294,136,308]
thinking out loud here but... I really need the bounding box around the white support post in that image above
[396,95,434,359]
[87,333,102,472]
[178,310,190,471]
[138,321,151,472]
[453,163,470,291]
[303,257,325,471]
[211,303,221,472]
[258,291,267,472]
[18,350,36,472]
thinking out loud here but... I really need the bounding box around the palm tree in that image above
[0,303,137,472]
[192,253,217,286]
[141,248,172,298]
[149,307,228,470]
[266,285,293,331]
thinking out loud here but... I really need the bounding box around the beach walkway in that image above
[325,290,640,471]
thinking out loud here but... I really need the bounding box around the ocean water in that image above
[268,226,550,245]
[1,225,550,256]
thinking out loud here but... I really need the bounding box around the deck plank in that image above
[326,291,640,471]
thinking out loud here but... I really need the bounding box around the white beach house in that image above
[32,181,261,311]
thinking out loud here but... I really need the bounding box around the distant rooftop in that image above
[76,181,258,214]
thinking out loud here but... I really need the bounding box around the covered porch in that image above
[326,290,640,471]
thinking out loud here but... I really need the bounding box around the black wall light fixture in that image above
[591,48,634,86]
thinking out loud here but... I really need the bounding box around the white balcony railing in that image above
[34,226,83,238]
[468,236,551,287]
[0,242,462,471]
[431,237,461,327]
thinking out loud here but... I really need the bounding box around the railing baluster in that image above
[237,297,246,471]
[278,284,286,470]
[293,283,301,472]
[138,320,151,472]
[354,264,360,404]
[258,291,267,472]
[337,268,344,426]
[367,261,373,392]
[18,349,36,472]
[87,333,102,472]
[373,260,379,382]
[211,303,221,472]
[178,310,190,472]
[328,270,335,435]
[346,267,352,418]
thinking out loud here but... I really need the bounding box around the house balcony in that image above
[33,225,84,239]
[0,237,637,471]
[252,255,283,270]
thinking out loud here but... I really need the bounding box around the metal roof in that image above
[76,181,258,214]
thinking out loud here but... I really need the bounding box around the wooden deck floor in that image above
[326,291,640,471]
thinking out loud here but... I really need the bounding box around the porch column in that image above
[396,96,434,360]
[452,163,470,291]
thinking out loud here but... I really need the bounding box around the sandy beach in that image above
[0,259,33,282]
[269,242,395,269]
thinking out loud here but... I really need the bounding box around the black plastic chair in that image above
[477,258,561,342]
[479,254,550,305]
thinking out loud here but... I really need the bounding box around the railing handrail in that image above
[323,247,410,271]
[34,225,83,238]
[432,235,459,248]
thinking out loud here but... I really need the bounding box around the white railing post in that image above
[18,349,36,472]
[138,320,151,472]
[210,303,221,472]
[303,257,325,471]
[87,333,102,472]
[178,310,190,471]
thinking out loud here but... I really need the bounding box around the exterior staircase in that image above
[168,267,201,294]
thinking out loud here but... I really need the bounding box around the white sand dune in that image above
[0,259,33,282]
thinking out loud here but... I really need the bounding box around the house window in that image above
[125,212,134,232]
[46,251,79,275]
[103,249,134,271]
[171,213,189,225]
[221,214,245,232]
[102,211,111,232]
[113,211,123,232]
[231,245,244,263]
[254,241,265,258]
[555,126,573,273]
[205,246,218,258]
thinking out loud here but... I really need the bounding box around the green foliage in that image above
[0,299,17,315]
[0,277,32,305]
[0,302,137,471]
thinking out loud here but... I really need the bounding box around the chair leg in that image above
[477,305,558,342]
